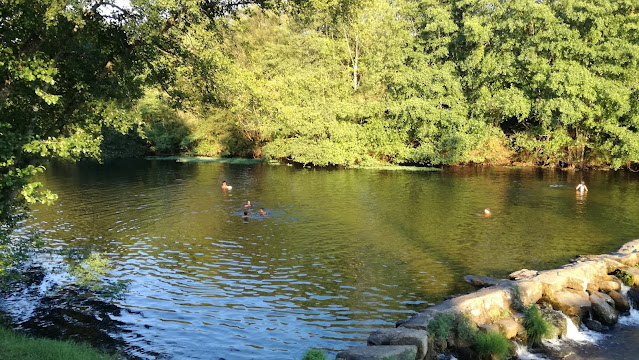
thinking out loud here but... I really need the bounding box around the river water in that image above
[7,160,639,359]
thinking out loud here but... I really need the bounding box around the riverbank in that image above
[335,239,639,360]
[0,326,115,360]
[143,154,620,172]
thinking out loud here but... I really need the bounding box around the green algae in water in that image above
[146,156,264,164]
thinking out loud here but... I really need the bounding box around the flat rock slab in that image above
[368,328,428,359]
[397,310,440,330]
[547,289,591,317]
[464,275,513,288]
[336,345,418,360]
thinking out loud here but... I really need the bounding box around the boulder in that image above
[589,292,618,326]
[336,345,417,360]
[368,328,428,360]
[607,290,630,313]
[583,318,609,332]
[627,287,639,309]
[610,240,639,266]
[600,257,629,273]
[558,262,608,290]
[495,317,522,339]
[464,275,512,288]
[410,287,512,326]
[516,281,543,307]
[546,289,591,318]
[540,307,567,340]
[534,271,571,297]
[510,269,538,280]
[598,280,621,293]
[586,281,599,292]
[397,310,440,331]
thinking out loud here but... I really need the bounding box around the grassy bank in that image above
[0,327,115,360]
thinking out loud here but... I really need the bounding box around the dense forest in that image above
[128,0,639,170]
[1,0,639,267]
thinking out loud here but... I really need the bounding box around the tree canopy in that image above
[132,0,638,169]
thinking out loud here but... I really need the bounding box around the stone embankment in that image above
[336,239,639,360]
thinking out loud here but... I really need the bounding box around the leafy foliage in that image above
[0,0,252,272]
[613,269,635,286]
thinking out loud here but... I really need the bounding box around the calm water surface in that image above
[13,161,639,359]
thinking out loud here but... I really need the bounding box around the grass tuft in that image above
[523,304,552,346]
[427,313,455,342]
[301,348,328,360]
[473,331,510,359]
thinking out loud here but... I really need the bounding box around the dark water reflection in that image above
[15,161,639,359]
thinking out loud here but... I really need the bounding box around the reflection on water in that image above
[11,161,639,359]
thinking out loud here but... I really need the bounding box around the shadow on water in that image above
[0,266,163,360]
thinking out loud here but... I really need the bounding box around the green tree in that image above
[0,0,253,272]
[454,0,639,168]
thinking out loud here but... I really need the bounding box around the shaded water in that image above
[7,161,639,359]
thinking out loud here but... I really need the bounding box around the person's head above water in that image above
[259,208,266,216]
[483,208,491,217]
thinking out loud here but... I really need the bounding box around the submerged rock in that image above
[583,318,610,332]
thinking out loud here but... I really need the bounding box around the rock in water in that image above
[589,292,618,326]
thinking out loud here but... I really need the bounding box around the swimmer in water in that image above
[221,181,231,190]
[259,208,266,216]
[244,200,252,208]
[480,208,492,217]
[576,181,588,193]
[242,211,249,220]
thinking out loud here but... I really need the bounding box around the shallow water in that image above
[9,161,639,359]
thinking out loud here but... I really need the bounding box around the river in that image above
[5,160,639,359]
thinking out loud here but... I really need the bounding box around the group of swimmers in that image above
[478,180,589,218]
[221,181,266,220]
